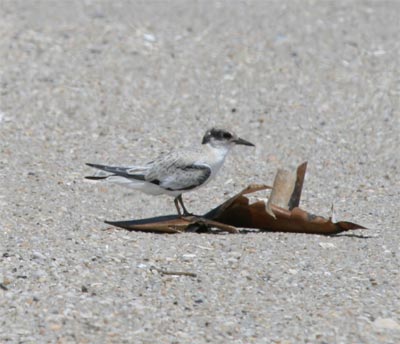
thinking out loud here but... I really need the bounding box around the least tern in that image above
[86,128,255,216]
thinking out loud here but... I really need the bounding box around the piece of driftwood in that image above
[106,162,366,235]
[106,215,239,234]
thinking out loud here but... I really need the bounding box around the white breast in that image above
[201,144,231,181]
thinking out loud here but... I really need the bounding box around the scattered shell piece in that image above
[143,33,156,42]
[373,318,400,330]
[319,242,336,249]
[182,254,196,261]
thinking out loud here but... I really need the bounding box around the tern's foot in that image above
[179,212,194,218]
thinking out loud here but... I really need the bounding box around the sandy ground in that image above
[1,1,399,343]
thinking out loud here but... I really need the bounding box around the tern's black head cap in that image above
[202,128,233,144]
[202,128,255,147]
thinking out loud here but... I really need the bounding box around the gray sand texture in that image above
[1,1,399,343]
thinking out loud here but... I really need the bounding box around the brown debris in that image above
[106,162,366,235]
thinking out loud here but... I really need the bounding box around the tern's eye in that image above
[223,132,232,139]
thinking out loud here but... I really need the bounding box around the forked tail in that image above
[85,162,146,181]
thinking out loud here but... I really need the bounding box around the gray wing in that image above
[145,154,211,191]
[160,164,211,191]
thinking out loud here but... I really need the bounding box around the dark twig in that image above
[150,266,197,278]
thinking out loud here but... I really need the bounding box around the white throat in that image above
[203,143,232,178]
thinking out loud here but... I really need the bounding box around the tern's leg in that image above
[174,196,183,216]
[177,194,191,216]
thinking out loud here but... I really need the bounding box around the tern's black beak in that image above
[234,137,255,147]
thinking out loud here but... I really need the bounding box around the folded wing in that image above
[158,164,211,191]
[145,155,212,191]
